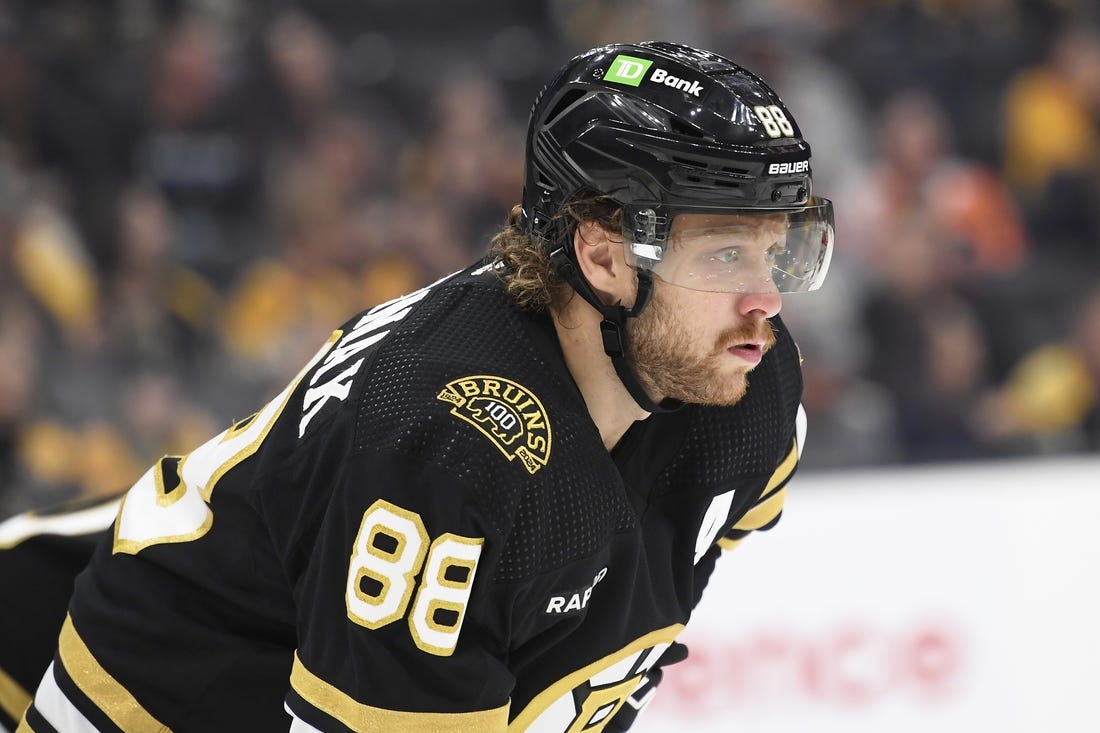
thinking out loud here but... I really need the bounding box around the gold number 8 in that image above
[346,500,428,628]
[346,499,484,656]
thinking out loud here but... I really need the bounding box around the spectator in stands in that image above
[0,294,48,515]
[1000,21,1100,298]
[134,12,262,284]
[858,215,1003,463]
[847,88,1027,279]
[1002,24,1100,206]
[979,283,1100,454]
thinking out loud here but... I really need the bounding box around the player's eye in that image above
[709,248,739,265]
[765,242,787,264]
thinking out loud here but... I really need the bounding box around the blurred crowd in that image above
[2,0,1099,515]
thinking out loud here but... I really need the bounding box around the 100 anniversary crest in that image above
[437,376,551,474]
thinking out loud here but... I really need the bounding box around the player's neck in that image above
[551,299,652,452]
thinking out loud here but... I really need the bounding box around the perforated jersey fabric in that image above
[660,330,802,492]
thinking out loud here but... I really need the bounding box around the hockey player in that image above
[16,41,833,732]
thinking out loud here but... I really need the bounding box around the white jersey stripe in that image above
[286,704,325,733]
[30,664,99,733]
[795,402,808,459]
[0,500,120,550]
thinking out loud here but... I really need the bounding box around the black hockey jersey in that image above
[0,494,120,733]
[18,261,803,732]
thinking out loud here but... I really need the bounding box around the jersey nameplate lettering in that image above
[299,285,433,437]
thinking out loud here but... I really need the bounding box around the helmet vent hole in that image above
[546,89,587,123]
[671,155,706,169]
[668,117,704,137]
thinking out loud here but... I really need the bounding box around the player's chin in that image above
[694,369,749,406]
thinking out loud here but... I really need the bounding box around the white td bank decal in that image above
[605,54,705,97]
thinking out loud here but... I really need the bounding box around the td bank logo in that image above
[605,54,653,86]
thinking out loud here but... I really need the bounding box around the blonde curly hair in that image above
[487,194,623,311]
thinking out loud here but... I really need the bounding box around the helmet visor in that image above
[624,198,834,294]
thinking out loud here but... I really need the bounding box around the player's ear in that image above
[572,221,634,306]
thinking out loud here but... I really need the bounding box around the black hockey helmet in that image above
[520,41,833,411]
[521,40,833,297]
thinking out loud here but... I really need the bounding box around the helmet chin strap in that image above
[549,246,684,414]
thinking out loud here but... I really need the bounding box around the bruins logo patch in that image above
[437,376,551,474]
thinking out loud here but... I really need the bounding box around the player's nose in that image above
[735,282,782,319]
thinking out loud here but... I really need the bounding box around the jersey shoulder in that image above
[665,314,803,489]
[273,265,633,583]
[352,269,636,582]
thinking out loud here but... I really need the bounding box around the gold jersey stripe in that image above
[761,441,798,498]
[15,714,35,732]
[0,663,31,724]
[716,536,744,552]
[57,615,171,732]
[290,653,509,732]
[732,486,786,532]
[508,623,685,731]
[722,440,796,540]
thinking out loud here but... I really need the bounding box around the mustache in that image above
[715,320,777,353]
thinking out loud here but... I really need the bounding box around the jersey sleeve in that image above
[0,493,119,731]
[282,448,514,733]
[691,401,804,610]
[718,402,804,552]
[716,432,799,552]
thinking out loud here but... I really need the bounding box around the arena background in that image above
[0,1,1097,729]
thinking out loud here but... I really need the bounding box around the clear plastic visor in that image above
[625,198,834,294]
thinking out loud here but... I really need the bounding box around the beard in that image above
[627,291,777,406]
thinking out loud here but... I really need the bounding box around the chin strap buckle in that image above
[600,319,625,358]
